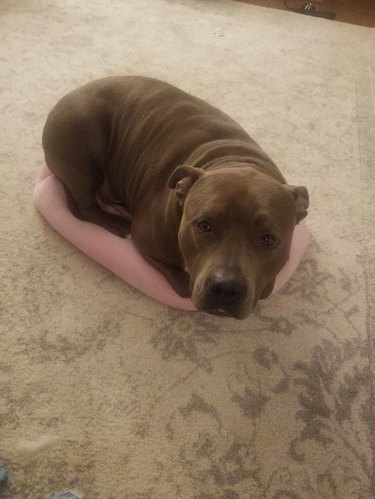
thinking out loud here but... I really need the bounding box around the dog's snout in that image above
[208,270,247,303]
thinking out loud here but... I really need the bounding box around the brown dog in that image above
[42,76,309,319]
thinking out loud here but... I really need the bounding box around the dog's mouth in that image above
[191,271,254,319]
[192,286,251,319]
[204,306,250,320]
[207,308,231,317]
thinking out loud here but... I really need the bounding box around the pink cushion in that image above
[34,166,310,310]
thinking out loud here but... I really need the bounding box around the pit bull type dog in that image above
[42,76,309,319]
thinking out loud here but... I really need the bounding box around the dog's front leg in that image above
[141,254,191,297]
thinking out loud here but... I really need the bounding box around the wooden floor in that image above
[235,0,375,28]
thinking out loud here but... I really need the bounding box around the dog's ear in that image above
[168,165,204,207]
[285,185,309,223]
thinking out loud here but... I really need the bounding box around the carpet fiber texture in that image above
[1,0,374,497]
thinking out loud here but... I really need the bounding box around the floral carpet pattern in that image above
[0,0,374,497]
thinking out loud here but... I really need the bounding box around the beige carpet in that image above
[1,0,374,497]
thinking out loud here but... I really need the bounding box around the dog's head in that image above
[168,164,309,320]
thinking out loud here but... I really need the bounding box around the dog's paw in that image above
[170,270,191,297]
[104,219,131,238]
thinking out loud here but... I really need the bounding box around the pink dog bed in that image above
[33,166,310,310]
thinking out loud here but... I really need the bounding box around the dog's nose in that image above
[208,270,247,303]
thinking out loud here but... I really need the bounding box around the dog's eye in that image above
[197,220,212,233]
[262,233,276,247]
